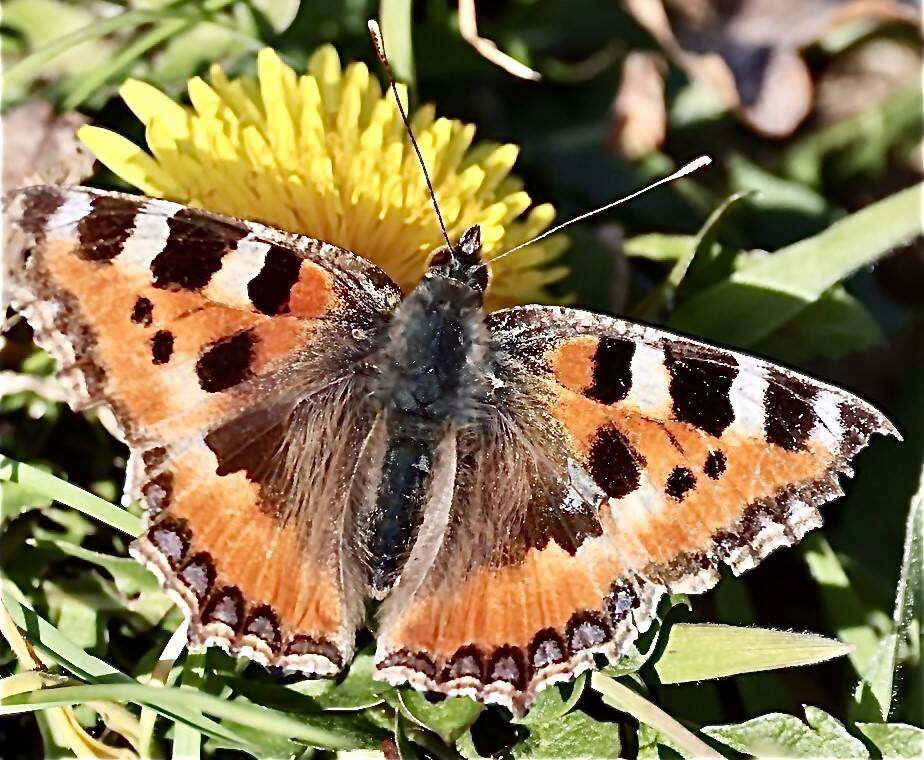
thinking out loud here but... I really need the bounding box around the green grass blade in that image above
[855,464,924,720]
[61,0,238,109]
[61,19,192,110]
[654,624,853,684]
[1,683,377,750]
[668,183,923,346]
[2,8,163,91]
[0,458,140,537]
[801,535,883,681]
[173,652,206,759]
[2,586,131,682]
[0,588,250,749]
[378,0,415,85]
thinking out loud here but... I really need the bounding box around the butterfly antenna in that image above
[368,19,453,252]
[491,155,713,263]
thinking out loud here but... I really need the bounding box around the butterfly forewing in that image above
[3,185,400,672]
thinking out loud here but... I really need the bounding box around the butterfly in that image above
[3,184,898,714]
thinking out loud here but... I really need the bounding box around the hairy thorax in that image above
[365,274,491,595]
[375,274,490,423]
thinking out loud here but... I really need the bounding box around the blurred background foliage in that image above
[1,1,922,758]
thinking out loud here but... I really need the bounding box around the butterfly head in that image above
[425,226,490,293]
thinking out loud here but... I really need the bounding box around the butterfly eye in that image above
[427,246,452,268]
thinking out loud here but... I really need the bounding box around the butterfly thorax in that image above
[367,226,491,595]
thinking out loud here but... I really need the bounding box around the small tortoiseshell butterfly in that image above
[3,181,897,714]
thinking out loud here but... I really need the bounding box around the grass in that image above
[2,1,922,757]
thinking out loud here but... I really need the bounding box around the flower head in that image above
[79,46,569,310]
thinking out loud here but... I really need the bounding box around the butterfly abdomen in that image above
[366,271,491,594]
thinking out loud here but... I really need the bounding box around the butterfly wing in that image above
[375,304,897,712]
[5,186,401,672]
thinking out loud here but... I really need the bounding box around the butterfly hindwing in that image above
[4,185,400,671]
[374,304,897,712]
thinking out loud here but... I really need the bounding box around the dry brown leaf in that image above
[2,100,95,188]
[815,36,922,123]
[610,51,669,158]
[624,0,921,138]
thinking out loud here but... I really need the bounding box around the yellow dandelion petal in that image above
[145,118,191,189]
[119,79,189,137]
[79,45,570,309]
[258,50,298,170]
[310,45,343,114]
[187,76,221,119]
[76,125,179,197]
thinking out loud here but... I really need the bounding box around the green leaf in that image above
[33,538,159,597]
[634,192,749,320]
[393,688,482,745]
[754,285,883,364]
[0,480,52,523]
[313,649,391,710]
[60,0,238,110]
[668,183,923,347]
[1,0,115,94]
[725,153,835,248]
[856,723,924,758]
[378,0,415,85]
[703,706,869,758]
[147,20,255,84]
[600,644,651,678]
[801,535,886,692]
[624,234,695,262]
[637,721,690,760]
[654,624,854,684]
[456,728,489,760]
[512,709,621,758]
[248,0,300,33]
[42,579,105,653]
[0,457,140,537]
[515,675,586,727]
[728,154,831,219]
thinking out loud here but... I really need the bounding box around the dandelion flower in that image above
[78,46,569,310]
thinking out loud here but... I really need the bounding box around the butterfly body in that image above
[3,185,898,714]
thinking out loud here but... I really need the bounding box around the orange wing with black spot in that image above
[374,304,898,713]
[4,185,401,672]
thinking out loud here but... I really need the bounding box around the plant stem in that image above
[590,673,724,758]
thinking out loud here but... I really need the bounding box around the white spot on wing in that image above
[206,235,270,308]
[727,356,768,438]
[566,458,603,507]
[118,208,172,272]
[812,390,845,449]
[624,343,671,414]
[45,192,93,237]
